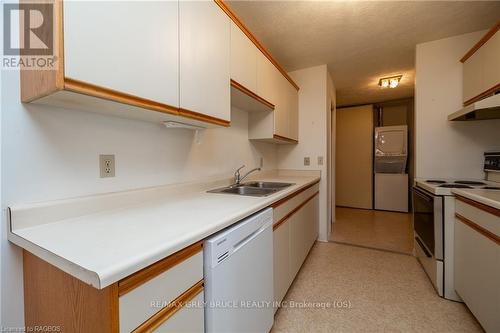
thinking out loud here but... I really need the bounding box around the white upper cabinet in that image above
[180,0,231,122]
[230,21,257,92]
[63,1,179,107]
[246,48,299,143]
[274,74,291,138]
[256,51,280,105]
[462,27,500,104]
[288,81,299,140]
[481,31,500,94]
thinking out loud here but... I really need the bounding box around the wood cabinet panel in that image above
[63,1,179,107]
[180,0,231,122]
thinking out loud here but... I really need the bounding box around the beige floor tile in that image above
[330,207,414,254]
[272,242,482,333]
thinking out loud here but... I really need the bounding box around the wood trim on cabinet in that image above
[460,21,500,63]
[273,134,299,144]
[463,83,500,106]
[273,191,319,231]
[178,108,231,127]
[64,77,179,115]
[132,280,204,333]
[456,195,500,218]
[118,241,203,296]
[214,0,300,91]
[64,78,231,127]
[230,79,275,110]
[23,250,119,333]
[20,0,65,102]
[455,213,500,246]
[271,180,320,209]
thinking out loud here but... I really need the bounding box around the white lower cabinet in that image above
[273,221,291,311]
[154,292,204,333]
[273,184,320,308]
[454,199,500,333]
[118,243,204,333]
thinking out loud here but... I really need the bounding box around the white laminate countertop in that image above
[452,188,500,210]
[8,171,320,289]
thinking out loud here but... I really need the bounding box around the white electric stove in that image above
[413,161,500,301]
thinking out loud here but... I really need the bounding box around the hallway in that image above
[272,242,481,333]
[330,207,414,254]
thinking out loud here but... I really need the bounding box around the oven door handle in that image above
[415,237,432,258]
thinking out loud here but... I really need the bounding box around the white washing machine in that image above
[374,125,408,212]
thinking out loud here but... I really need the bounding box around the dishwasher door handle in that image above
[232,224,268,253]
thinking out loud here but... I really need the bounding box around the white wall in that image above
[415,31,500,179]
[0,69,278,328]
[278,65,335,241]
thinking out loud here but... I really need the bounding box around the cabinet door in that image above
[180,0,230,121]
[230,22,257,92]
[463,48,485,103]
[154,292,204,333]
[274,73,290,138]
[273,222,291,308]
[256,51,279,105]
[481,31,500,93]
[288,83,299,140]
[454,218,500,333]
[289,197,319,281]
[63,1,179,107]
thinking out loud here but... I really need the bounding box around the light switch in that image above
[304,157,310,166]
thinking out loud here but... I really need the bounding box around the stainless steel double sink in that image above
[208,181,295,197]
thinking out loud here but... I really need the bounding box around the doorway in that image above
[329,99,414,254]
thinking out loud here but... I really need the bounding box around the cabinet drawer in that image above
[273,183,320,224]
[153,291,204,333]
[119,245,203,333]
[455,197,500,236]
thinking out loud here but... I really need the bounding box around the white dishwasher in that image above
[204,208,274,333]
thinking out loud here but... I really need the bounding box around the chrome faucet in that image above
[234,165,261,185]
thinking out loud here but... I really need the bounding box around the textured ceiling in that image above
[227,1,500,106]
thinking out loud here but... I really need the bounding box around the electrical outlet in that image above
[304,157,310,166]
[99,154,115,178]
[317,156,324,165]
[259,157,264,168]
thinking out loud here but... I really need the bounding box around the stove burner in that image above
[426,180,446,184]
[483,186,500,190]
[438,184,473,189]
[454,180,486,185]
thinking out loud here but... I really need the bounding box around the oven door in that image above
[412,186,443,260]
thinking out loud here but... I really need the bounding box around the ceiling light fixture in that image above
[379,75,402,89]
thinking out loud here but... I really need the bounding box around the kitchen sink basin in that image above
[243,181,295,189]
[207,182,294,197]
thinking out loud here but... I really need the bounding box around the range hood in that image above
[448,93,500,121]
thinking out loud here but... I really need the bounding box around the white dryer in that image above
[374,125,408,173]
[374,125,408,212]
